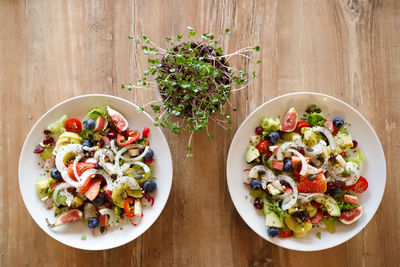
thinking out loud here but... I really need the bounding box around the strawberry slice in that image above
[297,173,327,193]
[67,162,95,181]
[78,174,95,194]
[85,179,102,201]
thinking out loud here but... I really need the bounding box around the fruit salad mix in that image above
[33,106,157,235]
[244,105,368,238]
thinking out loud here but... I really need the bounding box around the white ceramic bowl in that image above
[227,92,386,251]
[19,94,173,250]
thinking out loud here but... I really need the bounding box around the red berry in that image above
[255,126,263,135]
[43,137,55,146]
[352,140,358,149]
[33,146,44,154]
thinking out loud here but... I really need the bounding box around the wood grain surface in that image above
[1,0,399,266]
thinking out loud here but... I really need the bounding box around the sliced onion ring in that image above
[311,126,336,152]
[55,144,82,187]
[277,142,298,161]
[99,208,118,226]
[287,148,308,176]
[279,175,298,210]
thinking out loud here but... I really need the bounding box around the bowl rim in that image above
[18,93,173,250]
[226,91,386,251]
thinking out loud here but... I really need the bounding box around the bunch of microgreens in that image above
[122,27,260,157]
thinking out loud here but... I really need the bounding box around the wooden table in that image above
[1,0,399,266]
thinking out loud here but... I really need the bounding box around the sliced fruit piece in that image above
[50,209,83,227]
[352,176,368,193]
[282,132,300,142]
[297,173,327,193]
[112,187,128,208]
[65,118,82,133]
[95,116,108,131]
[245,146,260,163]
[35,175,51,199]
[280,107,298,132]
[78,174,94,194]
[284,214,312,235]
[84,179,101,201]
[70,196,84,208]
[344,194,358,204]
[314,195,341,217]
[339,206,364,225]
[107,106,128,132]
[310,210,323,224]
[267,184,281,196]
[272,160,283,170]
[306,203,317,218]
[67,162,95,181]
[265,210,284,228]
[301,127,323,147]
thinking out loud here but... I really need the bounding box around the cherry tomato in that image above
[65,118,82,133]
[124,198,135,218]
[142,127,150,138]
[279,229,293,238]
[257,140,270,154]
[294,121,311,133]
[116,130,140,146]
[352,176,368,193]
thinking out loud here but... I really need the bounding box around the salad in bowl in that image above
[244,105,368,238]
[19,94,173,250]
[33,106,157,233]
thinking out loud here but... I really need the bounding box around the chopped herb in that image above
[81,234,87,240]
[316,232,321,239]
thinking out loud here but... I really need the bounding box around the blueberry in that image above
[267,132,280,144]
[333,117,344,128]
[82,140,93,150]
[249,179,262,190]
[87,217,99,229]
[283,158,293,172]
[143,180,157,193]
[92,193,104,206]
[50,168,62,180]
[331,187,342,195]
[83,118,96,130]
[267,227,280,237]
[143,148,154,161]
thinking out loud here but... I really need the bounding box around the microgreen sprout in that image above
[122,27,259,156]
